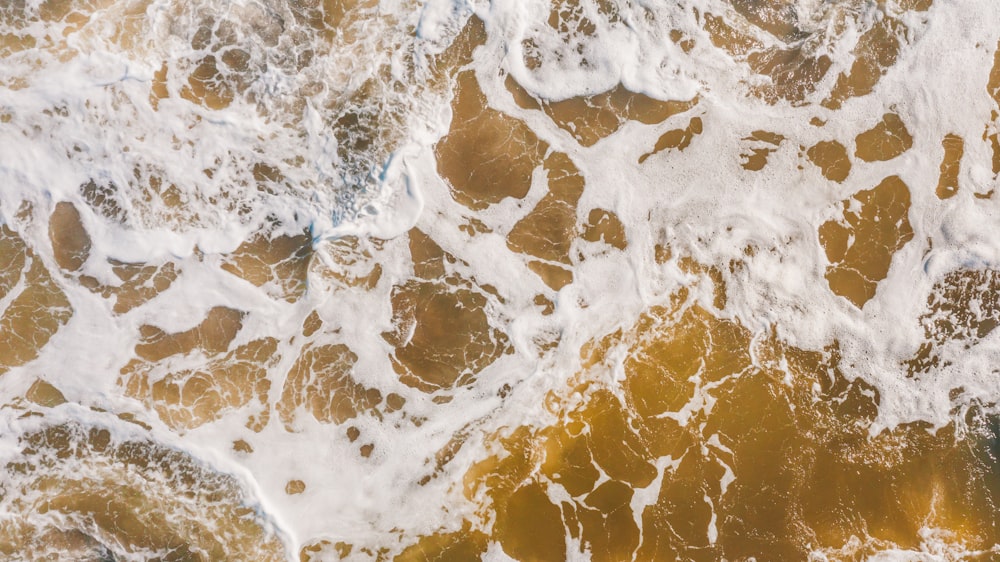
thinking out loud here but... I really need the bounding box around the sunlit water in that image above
[2,0,1000,560]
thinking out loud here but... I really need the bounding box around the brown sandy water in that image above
[3,0,1000,560]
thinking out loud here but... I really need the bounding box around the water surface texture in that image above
[2,0,1000,560]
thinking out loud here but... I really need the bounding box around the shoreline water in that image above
[2,0,1000,559]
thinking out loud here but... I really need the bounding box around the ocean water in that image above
[2,0,1000,559]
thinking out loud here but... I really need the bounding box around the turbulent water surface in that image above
[2,0,1000,560]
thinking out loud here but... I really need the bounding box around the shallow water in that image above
[2,0,1000,560]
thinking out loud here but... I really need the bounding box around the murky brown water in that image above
[819,175,914,308]
[4,0,1000,560]
[405,292,1000,560]
[0,423,287,560]
[0,223,72,374]
[807,139,852,183]
[384,229,512,392]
